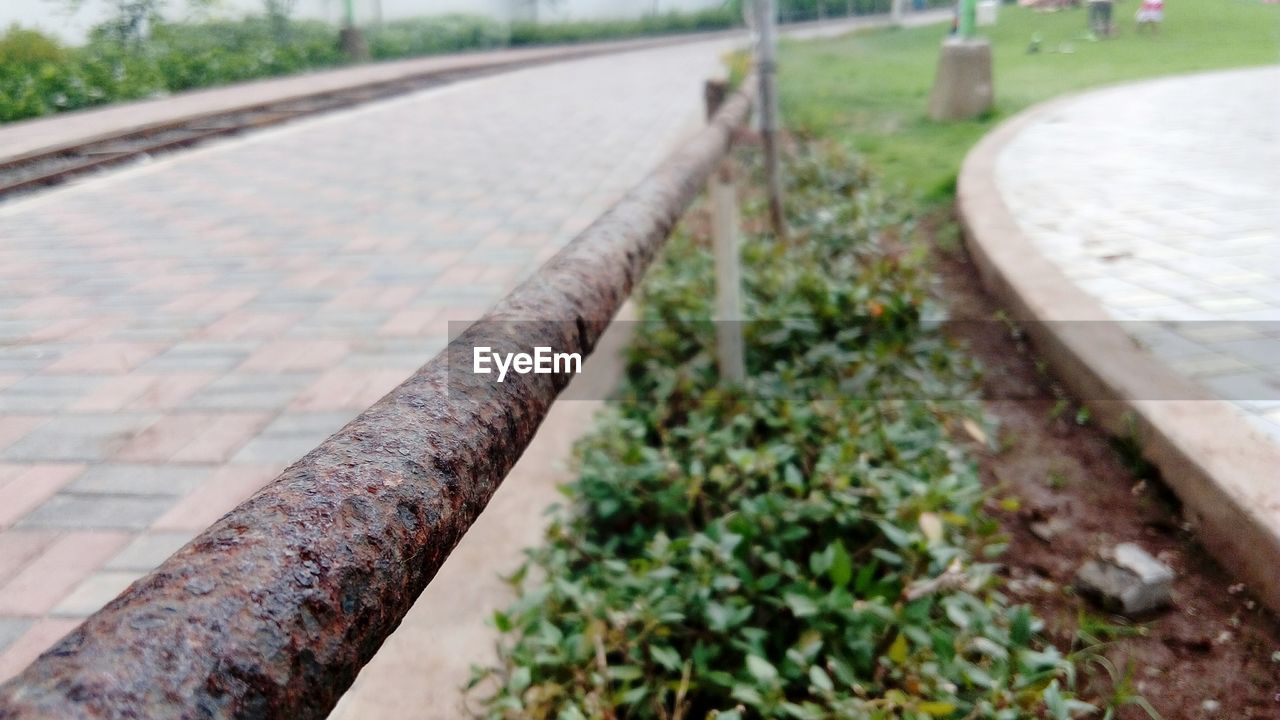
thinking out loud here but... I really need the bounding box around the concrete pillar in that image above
[340,27,369,62]
[928,37,993,121]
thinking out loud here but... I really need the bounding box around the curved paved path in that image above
[995,66,1280,440]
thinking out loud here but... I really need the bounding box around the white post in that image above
[705,80,746,383]
[892,0,906,26]
[712,164,746,383]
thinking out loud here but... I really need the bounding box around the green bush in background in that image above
[0,24,163,121]
[0,0,954,123]
[148,18,344,91]
[367,15,508,60]
[0,5,743,124]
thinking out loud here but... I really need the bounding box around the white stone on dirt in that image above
[1075,542,1175,615]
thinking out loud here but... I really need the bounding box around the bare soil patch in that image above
[933,218,1280,719]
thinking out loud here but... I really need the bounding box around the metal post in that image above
[754,0,787,242]
[959,0,976,38]
[339,0,368,61]
[705,80,746,383]
[892,0,906,26]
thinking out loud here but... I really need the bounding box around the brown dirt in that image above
[930,215,1280,719]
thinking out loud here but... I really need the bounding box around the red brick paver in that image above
[0,532,128,616]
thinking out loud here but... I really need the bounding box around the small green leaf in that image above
[828,540,852,588]
[785,592,819,618]
[608,664,643,681]
[746,654,779,684]
[887,633,909,664]
[876,520,913,548]
[917,700,957,717]
[809,665,834,693]
[1044,679,1069,720]
[1010,605,1032,646]
[649,645,681,672]
[492,610,511,633]
[508,666,531,694]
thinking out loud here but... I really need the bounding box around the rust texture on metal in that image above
[0,88,753,720]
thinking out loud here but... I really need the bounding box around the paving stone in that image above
[0,532,128,615]
[2,414,159,462]
[1214,338,1280,368]
[1200,372,1280,403]
[0,375,102,413]
[52,571,145,618]
[0,465,86,527]
[104,531,196,571]
[113,411,270,463]
[0,618,31,654]
[181,374,315,410]
[0,345,75,374]
[0,531,59,587]
[65,463,211,496]
[17,494,174,531]
[0,618,83,682]
[142,342,257,372]
[152,464,284,531]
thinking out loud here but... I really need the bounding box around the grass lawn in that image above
[778,0,1280,202]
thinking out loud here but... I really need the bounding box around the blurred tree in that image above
[263,0,299,39]
[53,0,217,46]
[514,0,563,23]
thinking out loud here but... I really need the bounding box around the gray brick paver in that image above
[65,464,211,496]
[17,494,175,530]
[996,66,1280,415]
[104,531,195,571]
[0,618,31,655]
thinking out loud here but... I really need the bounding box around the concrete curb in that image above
[957,84,1280,613]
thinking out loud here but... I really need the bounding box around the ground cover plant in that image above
[472,146,1104,719]
[777,0,1280,202]
[770,3,1280,715]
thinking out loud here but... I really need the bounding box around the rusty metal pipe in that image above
[0,88,753,720]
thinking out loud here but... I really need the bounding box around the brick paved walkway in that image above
[995,66,1280,441]
[0,38,737,678]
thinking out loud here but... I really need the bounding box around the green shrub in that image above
[0,24,67,67]
[367,15,508,60]
[0,6,742,124]
[0,25,73,121]
[473,146,1096,719]
[146,18,344,92]
[0,24,163,121]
